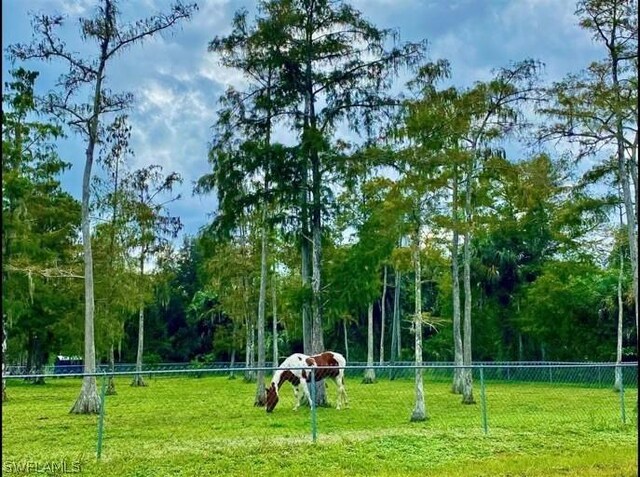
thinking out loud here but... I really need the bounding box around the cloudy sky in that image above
[2,0,602,241]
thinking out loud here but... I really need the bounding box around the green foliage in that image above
[2,68,82,365]
[518,260,630,361]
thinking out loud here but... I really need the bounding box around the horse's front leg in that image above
[292,385,301,411]
[300,378,313,407]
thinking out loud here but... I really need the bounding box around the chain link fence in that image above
[2,362,637,464]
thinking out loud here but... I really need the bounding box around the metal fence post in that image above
[479,366,488,435]
[619,371,626,425]
[96,372,107,459]
[310,368,317,443]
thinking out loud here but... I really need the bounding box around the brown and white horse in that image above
[265,351,348,413]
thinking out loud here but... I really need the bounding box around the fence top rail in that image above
[3,362,637,380]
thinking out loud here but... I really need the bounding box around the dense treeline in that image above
[2,0,637,412]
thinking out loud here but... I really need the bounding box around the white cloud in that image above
[198,52,249,88]
[57,0,95,16]
[190,0,230,30]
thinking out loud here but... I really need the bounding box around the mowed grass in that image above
[2,373,637,477]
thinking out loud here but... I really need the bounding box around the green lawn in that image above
[2,374,637,476]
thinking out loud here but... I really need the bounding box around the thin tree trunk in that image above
[106,340,116,395]
[272,269,278,367]
[461,158,475,405]
[614,203,625,392]
[70,133,101,413]
[363,302,376,383]
[301,208,312,354]
[71,141,100,412]
[390,269,401,380]
[410,228,426,421]
[518,333,524,362]
[255,208,268,406]
[229,320,237,380]
[71,8,112,413]
[304,5,326,406]
[131,304,146,386]
[300,92,312,356]
[33,334,45,385]
[132,253,146,387]
[343,319,349,363]
[379,266,387,365]
[244,317,251,381]
[610,36,638,332]
[240,243,255,381]
[2,317,7,401]
[106,135,120,398]
[617,121,638,333]
[244,316,255,383]
[310,163,325,407]
[452,164,464,394]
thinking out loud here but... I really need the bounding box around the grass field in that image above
[2,373,637,476]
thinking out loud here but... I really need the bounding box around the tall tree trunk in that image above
[610,30,638,330]
[244,316,255,383]
[614,203,625,392]
[107,340,116,395]
[310,155,326,406]
[410,228,426,421]
[131,304,146,386]
[461,159,475,405]
[70,136,101,413]
[242,262,255,382]
[272,269,278,367]
[310,214,327,405]
[255,208,268,406]
[71,18,111,414]
[244,317,251,381]
[518,333,524,362]
[452,164,463,394]
[33,334,45,385]
[616,115,638,334]
[301,200,312,354]
[363,302,376,383]
[379,266,387,365]
[343,319,349,363]
[2,317,7,401]
[304,3,326,406]
[390,269,401,380]
[300,73,312,356]
[391,270,402,361]
[132,253,146,387]
[229,320,237,380]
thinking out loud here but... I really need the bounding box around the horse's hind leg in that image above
[292,385,301,410]
[338,374,349,409]
[300,378,313,407]
[331,377,342,410]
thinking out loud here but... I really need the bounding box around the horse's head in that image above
[265,383,279,413]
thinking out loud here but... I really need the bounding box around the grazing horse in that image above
[265,351,348,413]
